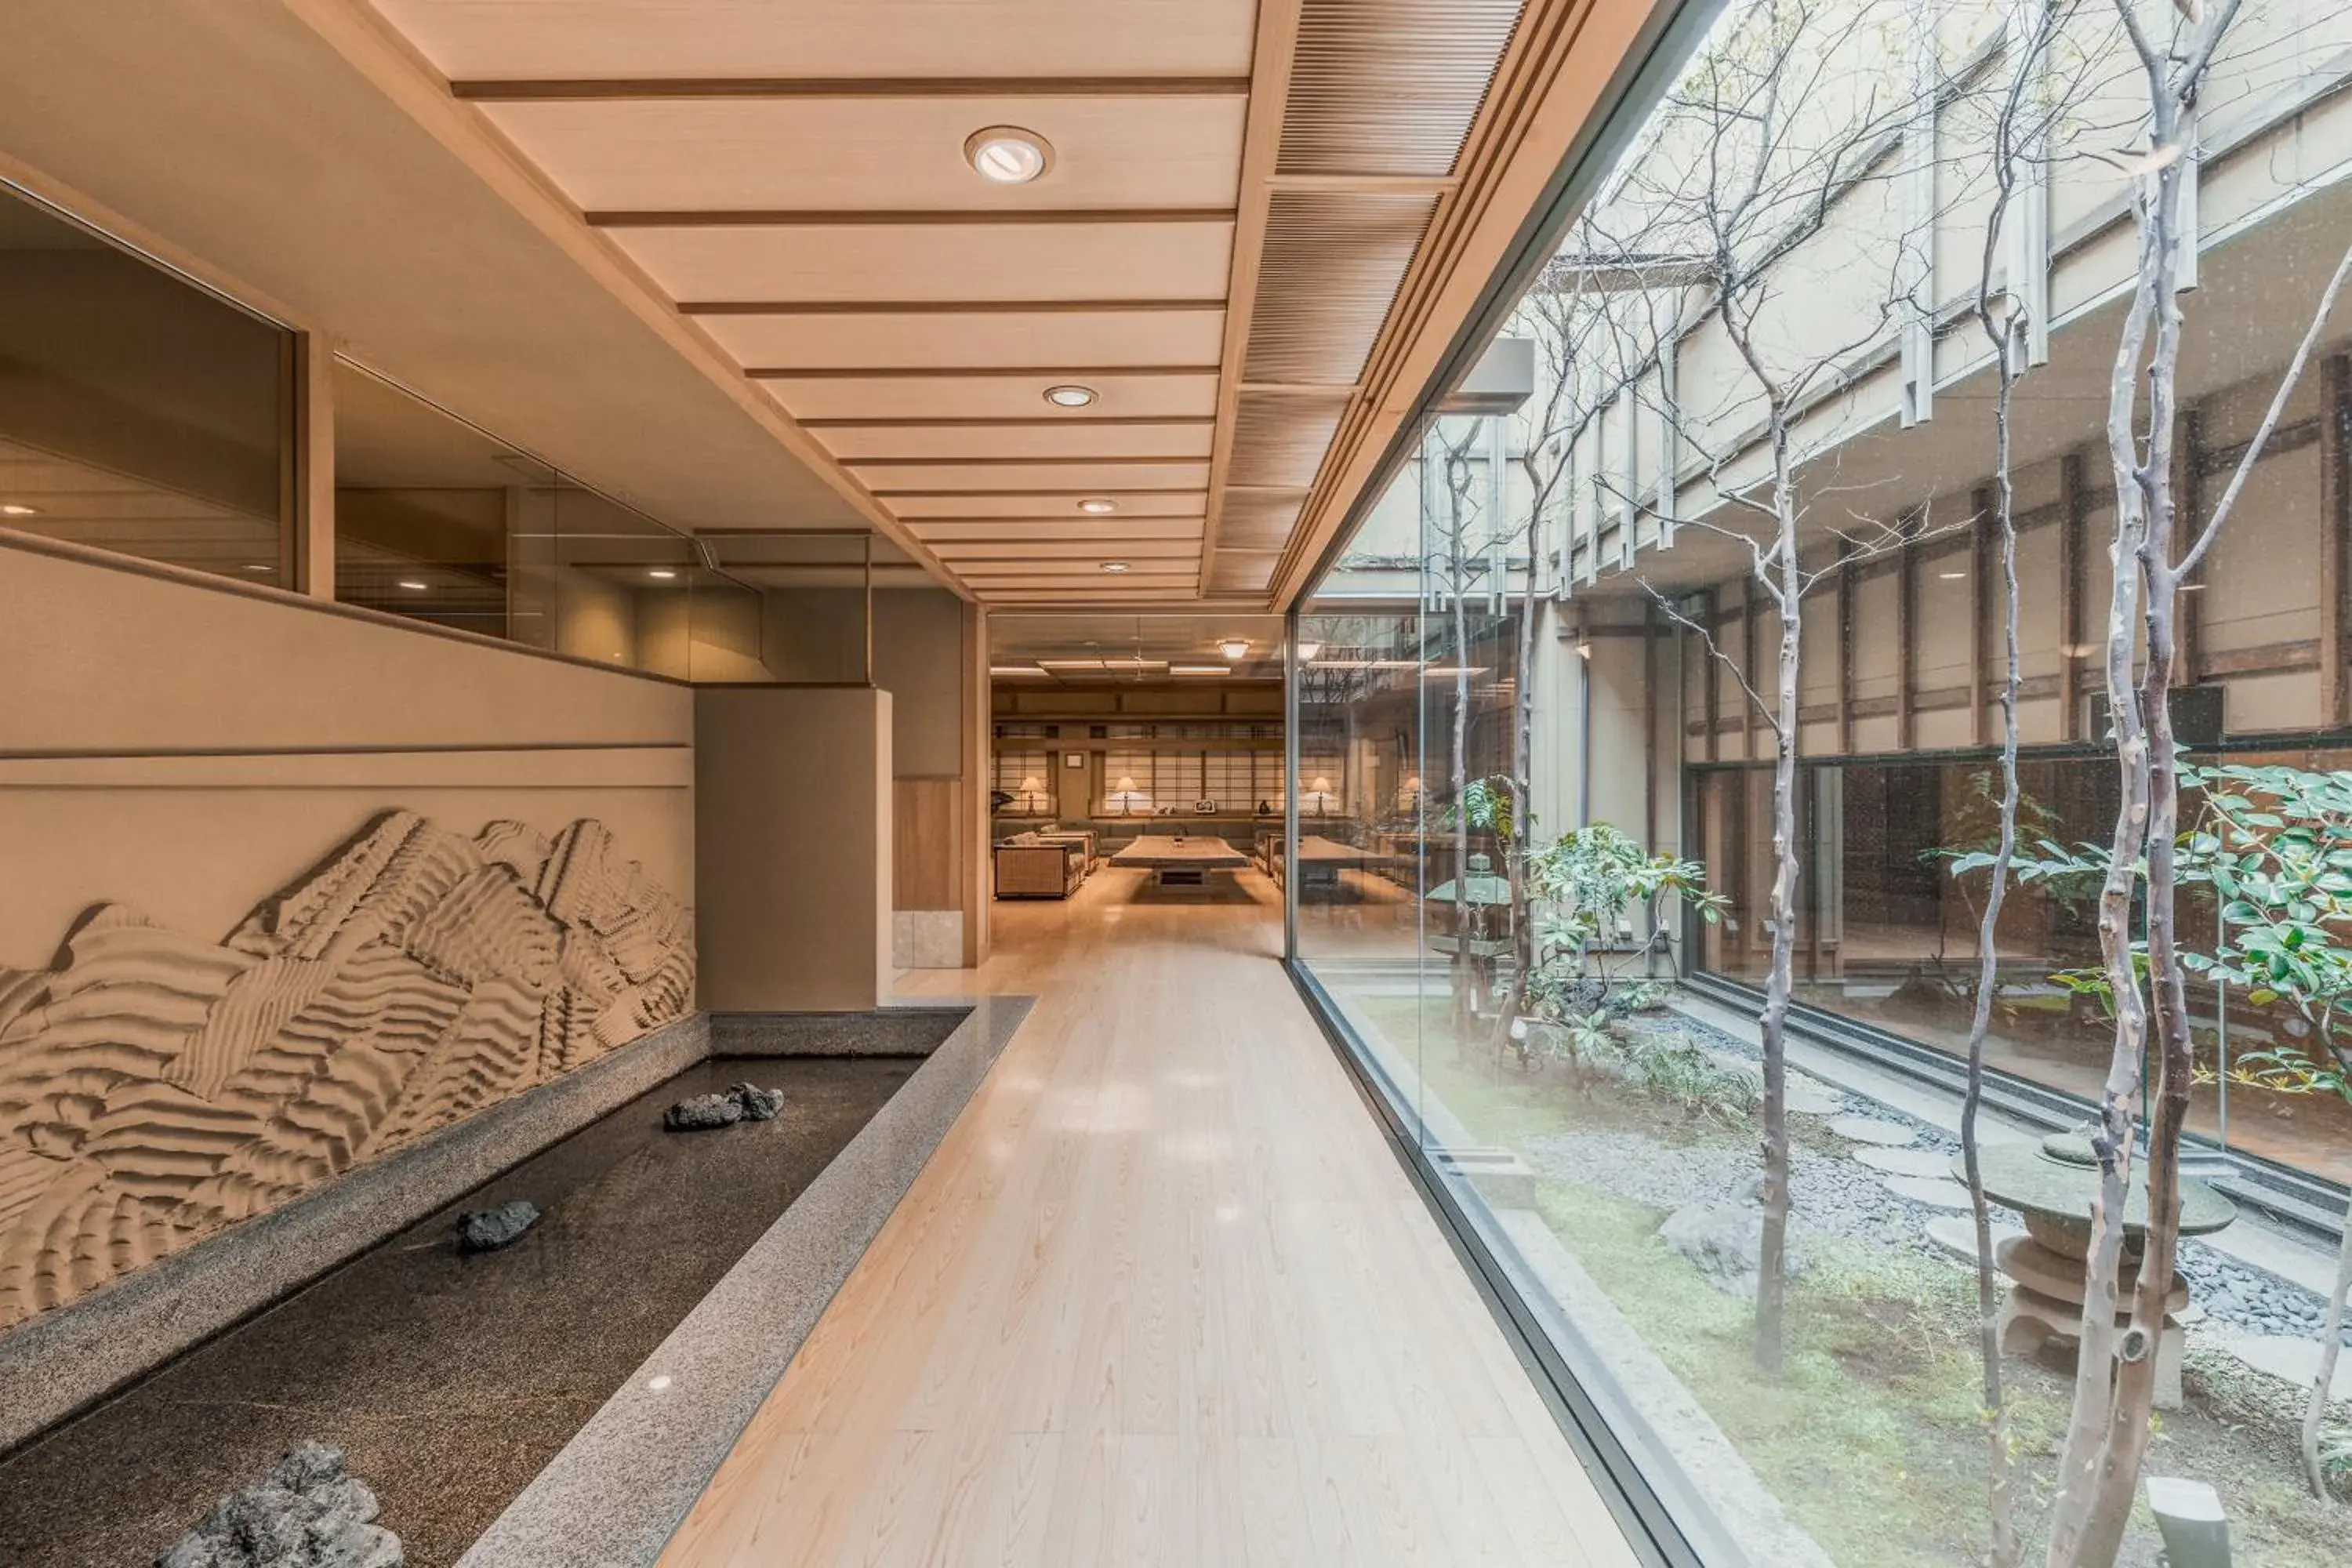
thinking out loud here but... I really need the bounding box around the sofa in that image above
[993,832,1088,898]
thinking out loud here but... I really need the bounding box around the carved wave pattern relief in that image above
[0,813,694,1329]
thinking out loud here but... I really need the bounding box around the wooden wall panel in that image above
[895,778,963,911]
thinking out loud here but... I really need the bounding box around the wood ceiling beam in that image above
[931,541,1201,558]
[1236,381,1362,395]
[800,416,1216,430]
[748,365,1218,380]
[679,299,1224,317]
[589,208,1236,228]
[1200,0,1303,600]
[847,456,1208,468]
[903,524,1214,535]
[1263,172,1461,194]
[452,75,1254,102]
[872,487,1209,498]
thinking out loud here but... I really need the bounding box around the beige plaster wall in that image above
[0,539,695,967]
[695,686,891,1011]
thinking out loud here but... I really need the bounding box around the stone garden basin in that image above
[1955,1133,2238,1410]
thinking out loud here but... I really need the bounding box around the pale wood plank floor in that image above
[658,869,1642,1567]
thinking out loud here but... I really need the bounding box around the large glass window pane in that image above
[1287,1,2352,1560]
[333,361,550,638]
[0,185,289,582]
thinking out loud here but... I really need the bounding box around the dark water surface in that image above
[0,1054,919,1567]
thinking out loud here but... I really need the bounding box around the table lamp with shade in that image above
[1108,774,1150,815]
[1305,775,1334,817]
[1014,774,1048,815]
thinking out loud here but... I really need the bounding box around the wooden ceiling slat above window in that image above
[1215,493,1308,554]
[1240,191,1436,387]
[1227,392,1353,490]
[1208,550,1285,595]
[1279,0,1523,176]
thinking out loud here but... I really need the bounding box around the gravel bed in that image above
[1527,1008,2350,1348]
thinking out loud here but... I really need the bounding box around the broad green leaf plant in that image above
[1968,760,2352,1498]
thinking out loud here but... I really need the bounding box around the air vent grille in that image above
[1244,191,1436,385]
[1208,550,1283,595]
[1229,394,1352,490]
[1217,492,1308,552]
[1280,0,1523,176]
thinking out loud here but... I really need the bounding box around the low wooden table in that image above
[1286,834,1384,897]
[1109,834,1252,887]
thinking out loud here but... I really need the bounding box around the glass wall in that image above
[0,180,877,686]
[0,183,289,582]
[334,361,849,681]
[1693,747,2352,1187]
[1290,1,2352,1562]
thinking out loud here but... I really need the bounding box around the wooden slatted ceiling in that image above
[366,0,1555,604]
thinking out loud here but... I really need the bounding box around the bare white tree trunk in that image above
[1753,476,1801,1374]
[2049,8,2234,1560]
[1960,9,2070,1559]
[2308,1203,2352,1494]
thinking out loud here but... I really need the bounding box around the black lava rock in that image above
[453,1199,539,1253]
[731,1083,786,1122]
[155,1441,401,1568]
[664,1083,784,1130]
[664,1092,744,1131]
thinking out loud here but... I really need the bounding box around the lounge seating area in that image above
[990,828,1096,899]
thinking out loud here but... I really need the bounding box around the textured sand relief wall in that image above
[0,811,695,1330]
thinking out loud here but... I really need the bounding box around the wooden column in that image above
[961,601,990,967]
[2172,406,2203,685]
[1739,575,1759,760]
[1896,513,1919,751]
[2060,452,2089,740]
[1701,586,1722,761]
[1969,485,1994,747]
[2321,354,2350,728]
[1643,604,1661,857]
[1837,558,1858,755]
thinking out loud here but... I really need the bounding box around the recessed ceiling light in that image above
[965,126,1051,185]
[1076,497,1118,515]
[1099,561,1131,574]
[990,664,1051,677]
[1171,665,1231,676]
[647,568,677,579]
[398,579,429,591]
[1938,569,1967,580]
[1044,384,1098,408]
[1218,638,1250,660]
[241,563,274,573]
[0,503,39,517]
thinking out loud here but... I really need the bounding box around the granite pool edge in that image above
[456,993,1035,1568]
[710,1007,970,1058]
[0,1011,713,1455]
